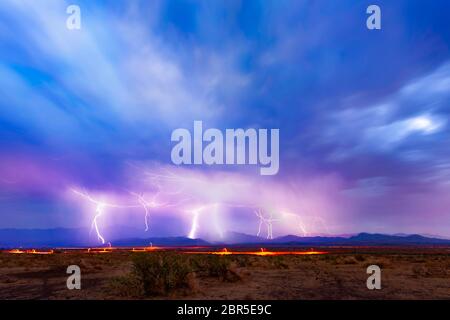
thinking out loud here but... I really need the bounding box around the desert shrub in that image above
[332,255,357,265]
[233,255,251,268]
[191,255,242,282]
[270,256,289,269]
[206,256,230,277]
[131,252,194,296]
[199,255,232,279]
[341,256,358,264]
[110,275,144,297]
[321,254,336,262]
[189,254,208,270]
[225,255,252,268]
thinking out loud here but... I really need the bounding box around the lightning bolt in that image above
[188,208,201,239]
[93,203,106,244]
[281,211,309,236]
[72,188,148,244]
[130,191,167,232]
[186,203,227,239]
[71,189,126,244]
[254,209,278,239]
[74,166,331,242]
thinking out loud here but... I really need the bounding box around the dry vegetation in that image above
[0,248,449,300]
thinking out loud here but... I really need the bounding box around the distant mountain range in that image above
[0,226,156,248]
[0,228,449,248]
[268,233,450,245]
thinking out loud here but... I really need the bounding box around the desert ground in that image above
[0,247,449,300]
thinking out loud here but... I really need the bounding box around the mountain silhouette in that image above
[1,228,449,248]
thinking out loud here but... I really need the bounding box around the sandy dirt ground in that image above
[0,247,449,300]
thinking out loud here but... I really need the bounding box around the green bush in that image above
[110,275,143,297]
[233,255,251,267]
[191,255,242,282]
[270,256,289,269]
[112,252,243,297]
[205,255,230,278]
[131,252,194,296]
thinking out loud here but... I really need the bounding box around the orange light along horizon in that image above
[8,249,54,255]
[5,246,327,256]
[183,247,328,256]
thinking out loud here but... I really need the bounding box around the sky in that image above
[0,0,449,241]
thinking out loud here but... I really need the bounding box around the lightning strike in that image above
[188,208,201,239]
[72,166,330,243]
[72,188,142,244]
[130,191,167,232]
[254,209,278,239]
